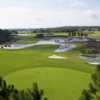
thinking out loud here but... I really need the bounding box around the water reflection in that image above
[80,55,100,61]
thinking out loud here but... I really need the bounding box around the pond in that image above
[80,55,100,61]
[11,34,29,36]
[17,34,30,36]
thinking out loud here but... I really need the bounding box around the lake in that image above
[11,34,29,36]
[80,55,100,61]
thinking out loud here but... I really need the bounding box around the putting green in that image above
[4,67,91,100]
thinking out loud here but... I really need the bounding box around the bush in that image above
[8,44,11,47]
[0,76,47,100]
[4,44,7,47]
[1,45,3,48]
[35,34,44,38]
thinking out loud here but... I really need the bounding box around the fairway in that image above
[4,67,91,100]
[1,32,100,99]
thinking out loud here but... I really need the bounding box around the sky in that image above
[0,0,100,29]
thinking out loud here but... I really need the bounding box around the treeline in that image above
[32,28,78,33]
[0,76,47,100]
[8,26,100,31]
[0,29,12,43]
[68,31,88,37]
[11,30,18,34]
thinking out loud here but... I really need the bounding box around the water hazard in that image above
[80,55,100,61]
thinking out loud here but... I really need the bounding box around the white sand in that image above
[1,37,99,59]
[2,44,36,49]
[0,38,77,52]
[87,62,100,65]
[55,44,76,52]
[48,55,66,59]
[1,37,99,51]
[0,43,75,52]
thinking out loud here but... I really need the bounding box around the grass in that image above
[88,31,100,39]
[1,33,100,100]
[4,67,91,100]
[13,34,51,44]
[18,31,31,34]
[53,32,68,35]
[0,44,95,100]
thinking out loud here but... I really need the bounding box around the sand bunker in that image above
[55,44,76,52]
[86,62,100,65]
[2,44,36,49]
[2,37,99,51]
[48,55,66,59]
[0,38,77,52]
[1,43,75,52]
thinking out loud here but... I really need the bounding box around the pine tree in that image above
[79,65,100,100]
[81,31,83,37]
[78,31,80,37]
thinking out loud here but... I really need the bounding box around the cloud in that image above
[34,16,45,21]
[0,6,100,28]
[70,1,88,6]
[82,10,100,20]
[56,0,64,2]
[90,14,99,20]
[0,7,33,15]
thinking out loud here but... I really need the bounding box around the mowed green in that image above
[1,32,100,99]
[88,31,100,39]
[4,67,91,100]
[0,44,94,100]
[14,34,51,44]
[0,44,95,77]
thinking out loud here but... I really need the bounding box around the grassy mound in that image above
[4,67,91,100]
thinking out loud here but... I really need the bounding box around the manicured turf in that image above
[14,34,50,44]
[88,31,100,39]
[0,44,95,77]
[1,33,100,99]
[18,31,31,34]
[0,44,95,100]
[4,67,91,100]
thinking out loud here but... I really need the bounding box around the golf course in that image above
[0,31,100,100]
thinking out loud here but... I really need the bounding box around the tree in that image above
[0,29,12,43]
[45,29,50,33]
[79,65,100,100]
[84,34,88,38]
[36,34,44,38]
[74,32,76,36]
[0,76,47,100]
[11,30,18,34]
[72,32,74,36]
[32,30,37,33]
[81,31,84,37]
[69,32,71,36]
[78,31,80,37]
[38,29,44,34]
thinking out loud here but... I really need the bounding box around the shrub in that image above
[4,44,7,47]
[1,45,3,48]
[0,76,47,100]
[35,34,44,38]
[8,44,11,47]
